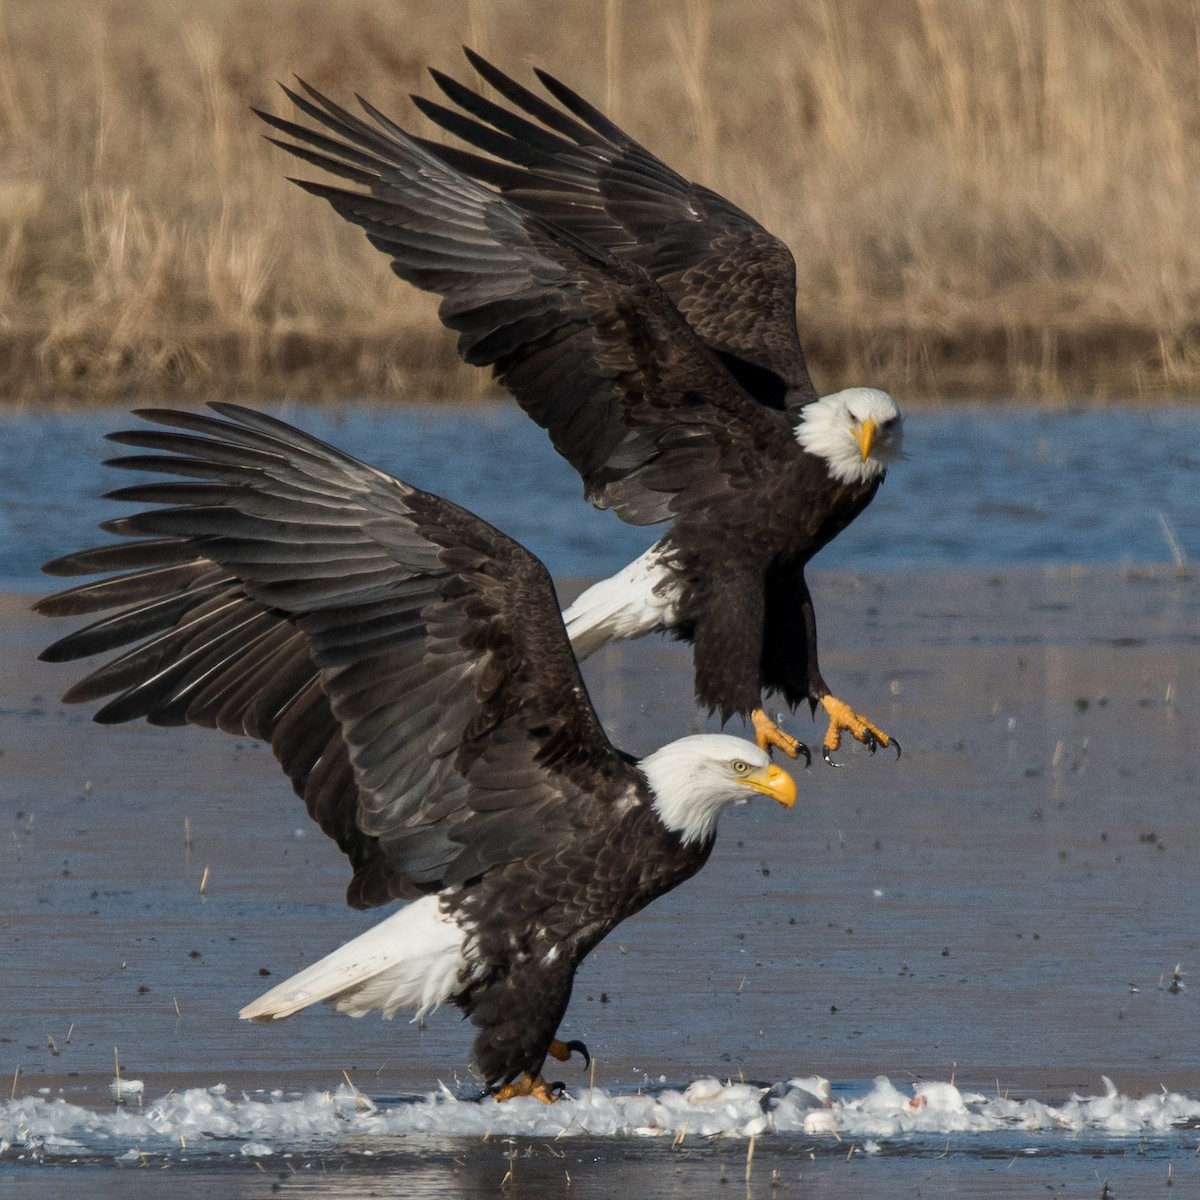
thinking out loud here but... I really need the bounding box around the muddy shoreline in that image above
[3,318,1193,407]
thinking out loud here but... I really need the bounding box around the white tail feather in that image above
[239,894,467,1023]
[562,541,680,659]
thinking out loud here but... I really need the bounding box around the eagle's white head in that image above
[639,733,797,845]
[795,387,904,486]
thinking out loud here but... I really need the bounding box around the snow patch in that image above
[3,1075,1199,1164]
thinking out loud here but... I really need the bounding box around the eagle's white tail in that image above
[239,894,467,1023]
[562,540,680,660]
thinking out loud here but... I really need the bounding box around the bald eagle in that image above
[254,52,904,764]
[36,405,796,1101]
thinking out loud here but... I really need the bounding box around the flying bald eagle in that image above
[36,404,796,1102]
[253,51,904,764]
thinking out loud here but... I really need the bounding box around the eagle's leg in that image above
[548,1038,591,1069]
[751,708,811,764]
[819,695,901,766]
[492,1072,562,1104]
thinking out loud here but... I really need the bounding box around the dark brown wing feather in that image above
[36,405,643,908]
[412,50,817,411]
[253,81,804,531]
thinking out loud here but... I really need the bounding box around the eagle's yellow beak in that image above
[746,762,797,809]
[852,418,877,462]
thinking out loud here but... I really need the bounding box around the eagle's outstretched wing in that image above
[255,81,802,531]
[37,405,641,908]
[411,48,818,411]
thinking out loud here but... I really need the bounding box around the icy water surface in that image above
[2,402,1199,1196]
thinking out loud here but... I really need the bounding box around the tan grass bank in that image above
[1,0,1197,404]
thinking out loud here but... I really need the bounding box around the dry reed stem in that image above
[0,0,1197,404]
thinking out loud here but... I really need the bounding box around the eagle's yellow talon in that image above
[820,696,898,765]
[751,709,811,765]
[492,1072,560,1104]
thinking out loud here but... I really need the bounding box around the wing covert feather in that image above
[418,50,819,409]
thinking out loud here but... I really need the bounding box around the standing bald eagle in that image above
[254,51,904,764]
[36,405,796,1101]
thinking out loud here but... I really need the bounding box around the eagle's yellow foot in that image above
[820,695,901,766]
[751,709,811,765]
[548,1038,591,1069]
[492,1073,561,1104]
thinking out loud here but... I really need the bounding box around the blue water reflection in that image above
[3,401,1197,586]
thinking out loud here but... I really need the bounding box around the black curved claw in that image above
[548,1037,591,1070]
[767,738,812,767]
[823,729,900,766]
[564,1039,591,1070]
[547,1079,569,1098]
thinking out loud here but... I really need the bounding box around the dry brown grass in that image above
[1,0,1199,404]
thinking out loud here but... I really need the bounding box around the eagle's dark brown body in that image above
[668,468,883,719]
[454,803,712,1085]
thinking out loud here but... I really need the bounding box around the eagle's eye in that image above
[731,759,751,775]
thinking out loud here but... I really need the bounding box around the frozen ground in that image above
[3,564,1198,1195]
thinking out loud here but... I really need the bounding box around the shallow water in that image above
[2,403,1200,1196]
[2,402,1199,587]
